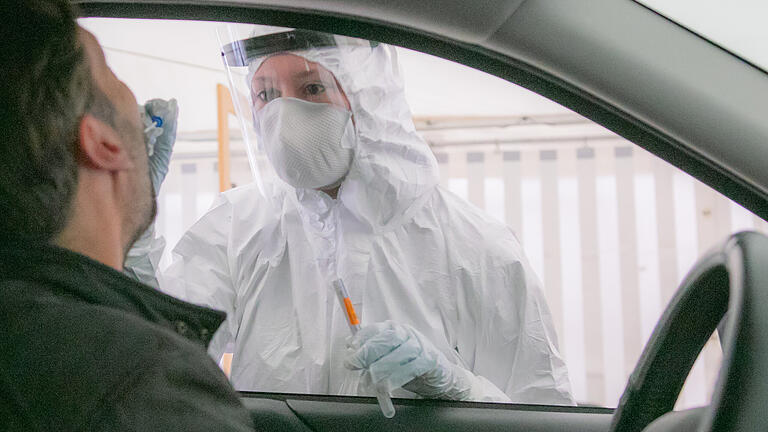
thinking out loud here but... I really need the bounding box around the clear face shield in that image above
[217,26,377,193]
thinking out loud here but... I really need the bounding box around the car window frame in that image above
[73,0,767,416]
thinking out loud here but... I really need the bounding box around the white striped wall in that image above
[433,140,758,408]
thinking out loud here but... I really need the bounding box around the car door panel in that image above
[241,393,613,432]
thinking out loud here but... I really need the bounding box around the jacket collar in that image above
[0,241,225,347]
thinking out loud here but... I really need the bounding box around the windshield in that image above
[637,0,768,72]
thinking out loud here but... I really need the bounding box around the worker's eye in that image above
[256,88,280,103]
[304,83,326,96]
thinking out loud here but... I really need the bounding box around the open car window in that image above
[79,17,768,409]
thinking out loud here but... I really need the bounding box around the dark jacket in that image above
[0,242,254,431]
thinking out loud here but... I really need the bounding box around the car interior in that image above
[69,0,768,430]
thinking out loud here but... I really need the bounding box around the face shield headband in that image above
[220,29,381,191]
[221,29,379,68]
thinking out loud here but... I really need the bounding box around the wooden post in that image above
[217,84,235,193]
[217,84,237,377]
[219,353,233,378]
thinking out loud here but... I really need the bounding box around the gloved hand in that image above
[123,219,164,289]
[344,321,509,402]
[140,98,178,195]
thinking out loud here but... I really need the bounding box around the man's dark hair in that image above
[0,0,114,242]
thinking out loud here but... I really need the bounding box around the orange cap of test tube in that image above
[343,297,360,325]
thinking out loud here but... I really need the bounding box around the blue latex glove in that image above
[140,98,178,194]
[344,321,509,401]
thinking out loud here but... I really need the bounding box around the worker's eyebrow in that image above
[291,69,321,79]
[252,68,322,83]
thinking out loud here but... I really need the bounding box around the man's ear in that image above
[77,113,133,171]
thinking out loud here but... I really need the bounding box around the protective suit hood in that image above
[246,32,440,232]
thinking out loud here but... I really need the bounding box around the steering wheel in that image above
[609,231,768,431]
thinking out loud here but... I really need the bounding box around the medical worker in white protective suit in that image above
[126,27,574,405]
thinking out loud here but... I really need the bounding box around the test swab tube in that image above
[333,279,396,419]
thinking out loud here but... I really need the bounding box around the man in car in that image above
[0,1,253,430]
[127,27,575,405]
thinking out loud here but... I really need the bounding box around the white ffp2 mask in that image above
[258,98,355,190]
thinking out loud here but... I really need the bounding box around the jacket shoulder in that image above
[0,287,249,431]
[90,327,253,431]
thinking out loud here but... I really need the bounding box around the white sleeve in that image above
[159,194,238,363]
[123,222,165,290]
[471,232,576,405]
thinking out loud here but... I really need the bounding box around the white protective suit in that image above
[130,35,574,405]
